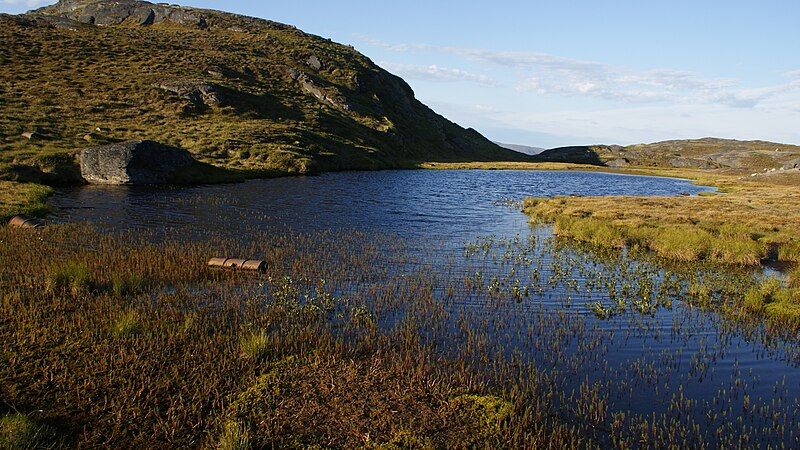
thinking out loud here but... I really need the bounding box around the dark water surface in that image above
[51,169,800,445]
[51,169,707,241]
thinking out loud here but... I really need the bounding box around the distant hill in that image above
[494,142,545,155]
[535,138,800,172]
[0,0,528,185]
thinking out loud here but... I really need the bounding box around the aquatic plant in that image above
[3,224,800,447]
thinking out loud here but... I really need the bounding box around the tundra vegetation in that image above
[3,224,800,448]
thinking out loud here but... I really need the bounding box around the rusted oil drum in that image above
[241,260,267,271]
[223,258,248,269]
[8,215,44,228]
[207,257,228,268]
[207,257,267,272]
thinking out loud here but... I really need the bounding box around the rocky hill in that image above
[494,142,544,155]
[0,0,527,186]
[535,138,800,173]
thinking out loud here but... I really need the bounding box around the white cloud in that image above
[380,62,498,86]
[361,37,800,109]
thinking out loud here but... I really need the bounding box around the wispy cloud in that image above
[1,0,49,8]
[361,37,800,109]
[380,62,498,86]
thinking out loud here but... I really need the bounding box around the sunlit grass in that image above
[524,170,800,266]
[111,310,143,338]
[0,181,52,222]
[46,261,92,295]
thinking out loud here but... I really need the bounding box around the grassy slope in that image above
[0,2,527,219]
[535,138,800,172]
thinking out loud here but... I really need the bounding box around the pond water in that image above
[51,169,707,242]
[50,169,800,445]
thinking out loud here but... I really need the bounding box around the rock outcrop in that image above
[33,0,209,28]
[287,69,350,111]
[80,140,195,184]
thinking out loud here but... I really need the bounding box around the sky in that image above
[3,1,800,148]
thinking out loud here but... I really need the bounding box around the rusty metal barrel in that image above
[8,215,45,229]
[207,257,267,272]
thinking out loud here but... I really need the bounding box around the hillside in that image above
[535,138,800,174]
[494,142,544,155]
[0,0,526,190]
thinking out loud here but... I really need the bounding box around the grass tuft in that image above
[111,310,143,338]
[239,330,271,360]
[46,261,92,295]
[218,420,250,450]
[111,273,144,297]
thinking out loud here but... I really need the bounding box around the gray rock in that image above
[33,0,208,28]
[605,158,629,168]
[80,140,195,184]
[306,55,322,71]
[22,131,44,140]
[294,72,350,111]
[156,80,230,108]
[781,158,800,170]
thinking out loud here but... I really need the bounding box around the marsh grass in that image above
[523,169,800,267]
[46,261,92,295]
[239,330,271,360]
[111,310,143,338]
[218,420,250,450]
[742,277,800,326]
[110,272,144,297]
[2,224,800,447]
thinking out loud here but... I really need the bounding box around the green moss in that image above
[0,414,41,449]
[450,394,513,432]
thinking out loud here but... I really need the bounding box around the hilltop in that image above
[535,138,800,175]
[494,142,544,155]
[0,0,526,193]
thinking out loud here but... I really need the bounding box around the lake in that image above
[50,169,800,445]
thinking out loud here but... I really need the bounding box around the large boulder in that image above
[80,140,195,184]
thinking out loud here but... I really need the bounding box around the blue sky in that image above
[4,1,800,148]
